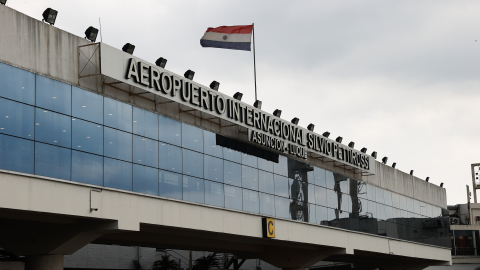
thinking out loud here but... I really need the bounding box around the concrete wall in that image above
[0,5,447,210]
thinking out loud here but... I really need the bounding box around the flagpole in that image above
[252,23,257,101]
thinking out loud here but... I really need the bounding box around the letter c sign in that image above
[262,217,275,238]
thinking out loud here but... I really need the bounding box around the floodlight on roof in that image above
[122,43,135,54]
[322,132,330,138]
[348,142,355,148]
[42,8,58,25]
[426,177,430,182]
[307,124,315,131]
[273,109,282,117]
[410,170,414,175]
[392,162,396,168]
[210,81,219,91]
[85,26,98,42]
[291,118,299,125]
[254,100,262,109]
[335,137,343,143]
[371,151,377,159]
[0,0,6,5]
[184,70,195,80]
[382,157,388,164]
[233,92,243,101]
[440,182,444,187]
[155,57,167,68]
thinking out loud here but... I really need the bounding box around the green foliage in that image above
[152,254,179,270]
[192,254,220,270]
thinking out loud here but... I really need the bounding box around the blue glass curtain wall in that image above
[0,62,450,248]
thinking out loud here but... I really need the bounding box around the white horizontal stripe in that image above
[201,32,252,43]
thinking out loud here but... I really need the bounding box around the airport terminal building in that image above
[0,5,452,270]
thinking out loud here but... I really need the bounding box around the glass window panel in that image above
[158,115,181,146]
[289,177,307,203]
[399,195,407,210]
[376,187,384,204]
[420,202,427,216]
[385,206,393,220]
[104,158,132,191]
[367,184,376,202]
[274,175,289,198]
[0,63,35,105]
[327,207,338,223]
[326,188,338,209]
[72,87,103,124]
[71,150,103,186]
[203,130,222,158]
[35,109,71,148]
[159,143,182,173]
[393,208,402,219]
[104,127,132,162]
[183,176,204,204]
[384,190,393,206]
[357,181,367,199]
[36,75,71,115]
[325,171,335,190]
[242,165,259,191]
[406,198,414,213]
[224,161,241,187]
[275,196,290,219]
[0,98,34,139]
[308,204,316,224]
[0,134,34,174]
[204,155,223,182]
[314,167,326,187]
[72,119,103,155]
[316,205,328,225]
[392,192,400,208]
[273,156,288,176]
[133,135,158,168]
[104,98,132,132]
[223,148,241,163]
[242,153,258,168]
[359,197,368,216]
[427,204,433,217]
[376,204,386,220]
[132,107,158,140]
[243,189,259,213]
[182,149,203,178]
[224,185,242,211]
[133,164,158,196]
[307,183,315,205]
[414,200,420,214]
[341,193,351,213]
[159,170,182,200]
[259,171,274,194]
[368,200,377,218]
[260,193,275,216]
[181,123,203,152]
[339,178,349,194]
[35,142,71,180]
[315,186,327,206]
[258,157,274,173]
[205,180,224,207]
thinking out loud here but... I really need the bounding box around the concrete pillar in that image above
[25,254,63,270]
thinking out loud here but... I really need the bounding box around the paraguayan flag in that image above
[200,25,253,51]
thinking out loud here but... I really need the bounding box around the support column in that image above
[25,254,63,270]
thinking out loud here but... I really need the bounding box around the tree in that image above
[152,254,179,270]
[192,254,220,270]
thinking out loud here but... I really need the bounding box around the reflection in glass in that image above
[258,157,273,173]
[225,185,242,211]
[242,165,258,191]
[376,203,386,220]
[133,107,158,140]
[0,134,34,174]
[392,192,400,208]
[325,171,335,190]
[407,197,414,213]
[182,123,203,152]
[274,156,288,176]
[242,153,258,168]
[36,75,71,115]
[223,148,241,163]
[275,196,290,219]
[204,155,223,182]
[384,190,393,206]
[0,98,34,139]
[183,176,204,204]
[159,170,182,200]
[35,142,71,180]
[260,193,275,216]
[205,180,224,207]
[0,62,35,105]
[315,186,327,206]
[183,149,203,178]
[203,131,222,158]
[326,188,337,209]
[308,204,316,224]
[72,87,103,124]
[399,195,407,211]
[104,98,132,132]
[414,199,420,214]
[159,115,181,146]
[316,205,328,225]
[104,157,132,191]
[133,135,158,168]
[133,164,158,196]
[72,150,103,186]
[159,143,182,173]
[243,189,259,213]
[104,127,132,162]
[368,200,377,218]
[314,167,326,187]
[224,161,241,187]
[35,109,71,148]
[274,175,289,198]
[259,171,274,194]
[367,184,376,202]
[72,119,103,155]
[376,187,384,204]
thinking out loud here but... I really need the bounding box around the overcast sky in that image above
[7,0,480,205]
